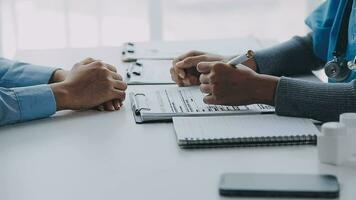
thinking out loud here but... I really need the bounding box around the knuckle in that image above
[183,57,193,64]
[100,67,110,75]
[115,90,125,99]
[93,61,105,68]
[208,72,216,82]
[121,82,128,90]
[111,65,117,72]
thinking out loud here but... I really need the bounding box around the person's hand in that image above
[50,58,127,111]
[49,58,125,111]
[197,62,279,106]
[49,69,68,83]
[170,50,227,86]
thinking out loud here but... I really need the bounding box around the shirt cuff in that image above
[12,84,57,122]
[16,63,58,86]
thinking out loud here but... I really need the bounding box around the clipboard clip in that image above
[126,62,143,78]
[122,42,135,55]
[130,92,151,115]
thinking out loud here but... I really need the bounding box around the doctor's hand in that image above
[170,50,227,86]
[197,62,279,106]
[50,58,127,111]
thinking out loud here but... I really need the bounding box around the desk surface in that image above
[0,47,354,200]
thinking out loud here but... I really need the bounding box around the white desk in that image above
[0,47,354,200]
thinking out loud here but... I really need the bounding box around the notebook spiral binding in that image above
[180,135,317,149]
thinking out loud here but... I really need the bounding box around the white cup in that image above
[318,122,349,165]
[340,113,356,156]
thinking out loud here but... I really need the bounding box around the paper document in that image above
[173,115,320,148]
[125,60,175,85]
[121,37,275,62]
[130,86,274,123]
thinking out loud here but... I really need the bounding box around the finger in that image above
[96,105,105,111]
[176,55,210,69]
[199,74,210,84]
[80,57,96,65]
[110,71,123,81]
[174,66,186,79]
[200,84,213,94]
[196,62,213,74]
[170,67,184,86]
[203,95,219,105]
[89,60,106,68]
[174,55,210,79]
[188,75,199,85]
[112,90,126,101]
[105,63,117,73]
[112,80,128,91]
[181,75,197,86]
[112,99,121,110]
[174,50,205,63]
[104,101,115,111]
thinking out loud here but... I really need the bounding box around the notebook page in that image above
[139,86,273,114]
[173,115,320,140]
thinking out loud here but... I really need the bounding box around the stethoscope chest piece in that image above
[324,56,351,82]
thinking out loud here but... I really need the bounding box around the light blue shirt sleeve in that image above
[0,58,58,126]
[0,57,57,87]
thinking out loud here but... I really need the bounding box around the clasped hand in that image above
[170,51,279,106]
[50,58,127,111]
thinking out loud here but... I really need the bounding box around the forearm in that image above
[254,34,325,76]
[0,57,59,87]
[0,85,56,126]
[274,77,356,122]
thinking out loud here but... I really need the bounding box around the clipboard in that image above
[129,87,275,124]
[121,37,273,62]
[125,60,175,85]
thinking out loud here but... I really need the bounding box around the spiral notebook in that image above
[173,115,320,148]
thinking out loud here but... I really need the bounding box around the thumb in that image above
[197,62,213,74]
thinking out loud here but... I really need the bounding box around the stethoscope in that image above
[324,0,356,82]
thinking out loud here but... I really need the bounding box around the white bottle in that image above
[340,113,356,157]
[318,122,348,165]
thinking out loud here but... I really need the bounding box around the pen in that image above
[227,50,255,68]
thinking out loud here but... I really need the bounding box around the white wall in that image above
[0,0,324,59]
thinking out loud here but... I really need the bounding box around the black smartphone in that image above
[219,173,339,198]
